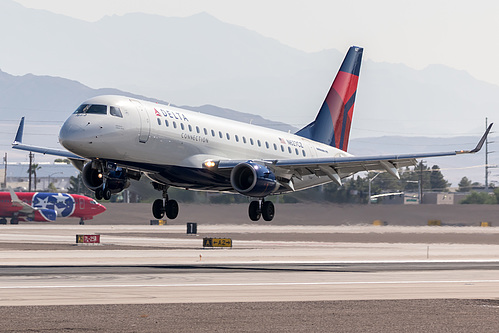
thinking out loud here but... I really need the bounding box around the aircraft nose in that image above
[98,203,107,214]
[59,117,84,151]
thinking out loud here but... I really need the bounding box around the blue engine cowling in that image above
[230,162,279,197]
[82,161,130,194]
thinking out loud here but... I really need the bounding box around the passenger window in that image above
[157,118,161,125]
[181,123,185,130]
[110,106,123,118]
[250,138,254,145]
[226,133,230,140]
[173,122,177,129]
[219,131,223,138]
[165,120,169,127]
[288,147,292,154]
[265,142,269,149]
[211,129,215,137]
[196,126,200,134]
[302,150,306,157]
[295,148,299,155]
[243,137,247,144]
[281,145,284,152]
[204,128,208,135]
[235,135,239,142]
[273,143,277,150]
[188,125,192,132]
[257,140,261,147]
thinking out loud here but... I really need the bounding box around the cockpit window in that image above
[110,106,123,118]
[73,104,107,115]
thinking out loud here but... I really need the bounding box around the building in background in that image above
[0,163,78,192]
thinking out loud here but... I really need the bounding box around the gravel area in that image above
[1,299,499,332]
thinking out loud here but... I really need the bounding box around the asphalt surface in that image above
[2,203,499,332]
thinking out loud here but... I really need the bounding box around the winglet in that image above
[8,187,22,205]
[457,123,493,154]
[13,117,25,144]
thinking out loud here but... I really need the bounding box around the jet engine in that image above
[81,161,130,194]
[230,162,279,197]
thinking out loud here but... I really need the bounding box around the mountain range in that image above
[0,0,497,137]
[0,0,496,186]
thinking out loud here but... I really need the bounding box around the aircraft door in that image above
[79,198,85,210]
[131,100,151,143]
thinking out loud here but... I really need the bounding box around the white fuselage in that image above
[59,95,352,192]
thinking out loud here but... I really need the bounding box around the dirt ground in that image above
[1,299,498,333]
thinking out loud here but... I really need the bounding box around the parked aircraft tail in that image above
[296,46,363,151]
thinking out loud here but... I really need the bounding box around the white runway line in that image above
[2,279,499,289]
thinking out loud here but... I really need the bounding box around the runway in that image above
[1,261,499,306]
[1,223,499,331]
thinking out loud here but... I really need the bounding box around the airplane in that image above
[0,189,106,224]
[11,46,492,222]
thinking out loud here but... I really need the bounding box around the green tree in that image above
[429,165,449,192]
[27,163,41,191]
[457,177,472,192]
[67,174,93,196]
[47,182,57,192]
[460,192,497,204]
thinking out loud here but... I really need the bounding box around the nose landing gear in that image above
[248,199,275,222]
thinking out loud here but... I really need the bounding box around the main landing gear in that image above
[152,187,179,220]
[248,199,275,222]
[95,186,111,201]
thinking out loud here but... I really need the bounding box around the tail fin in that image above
[296,46,363,151]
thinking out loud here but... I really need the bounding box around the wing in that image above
[211,124,492,187]
[11,117,85,160]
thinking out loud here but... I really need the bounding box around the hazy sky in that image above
[14,0,499,87]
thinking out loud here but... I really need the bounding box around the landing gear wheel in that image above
[152,199,165,219]
[261,201,275,221]
[10,218,19,225]
[248,201,261,221]
[0,218,7,225]
[165,200,179,220]
[103,188,112,200]
[79,220,85,225]
[95,188,103,200]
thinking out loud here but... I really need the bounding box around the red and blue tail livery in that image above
[296,46,363,151]
[0,190,106,224]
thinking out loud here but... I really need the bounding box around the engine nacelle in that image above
[82,162,103,190]
[230,162,279,197]
[82,161,130,194]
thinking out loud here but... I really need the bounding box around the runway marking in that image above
[1,280,499,289]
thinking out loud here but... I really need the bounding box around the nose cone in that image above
[59,116,84,152]
[94,202,107,216]
[59,115,102,157]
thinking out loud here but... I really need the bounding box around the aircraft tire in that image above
[10,218,19,225]
[248,201,261,221]
[152,199,165,219]
[0,218,7,224]
[95,188,104,200]
[103,188,112,200]
[165,200,179,219]
[261,201,275,221]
